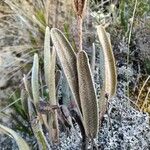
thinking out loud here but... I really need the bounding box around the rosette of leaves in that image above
[51,25,117,148]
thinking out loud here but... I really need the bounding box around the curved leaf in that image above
[51,28,81,114]
[77,50,99,139]
[0,124,30,150]
[97,25,117,99]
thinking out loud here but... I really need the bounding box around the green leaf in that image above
[0,124,30,150]
[28,98,50,150]
[44,26,51,91]
[31,53,39,108]
[44,26,59,142]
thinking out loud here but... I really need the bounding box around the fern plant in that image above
[1,1,117,149]
[51,24,117,148]
[1,23,117,150]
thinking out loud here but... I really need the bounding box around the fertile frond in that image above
[77,50,99,139]
[51,28,81,114]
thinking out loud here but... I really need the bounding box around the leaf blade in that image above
[77,50,99,139]
[44,27,59,142]
[0,124,30,150]
[97,25,117,98]
[31,53,39,107]
[51,28,81,114]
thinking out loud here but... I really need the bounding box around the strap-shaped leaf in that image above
[44,27,59,142]
[49,47,57,105]
[44,26,51,91]
[28,98,50,150]
[44,27,57,105]
[77,50,99,139]
[23,64,50,148]
[49,47,59,142]
[97,43,106,125]
[51,28,81,114]
[0,124,30,150]
[97,25,117,98]
[31,53,39,107]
